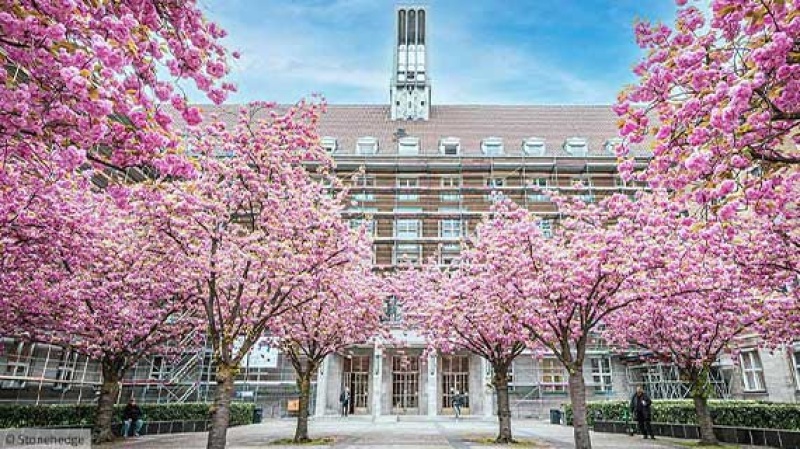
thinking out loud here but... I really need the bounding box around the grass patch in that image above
[464,436,547,447]
[268,437,336,446]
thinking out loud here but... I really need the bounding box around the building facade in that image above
[2,5,800,417]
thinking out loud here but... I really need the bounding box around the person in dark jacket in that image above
[122,398,144,437]
[339,387,351,417]
[630,387,654,439]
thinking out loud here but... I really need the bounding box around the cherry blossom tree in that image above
[464,193,711,449]
[395,254,527,444]
[616,0,800,221]
[270,250,385,443]
[1,1,234,322]
[1,184,199,443]
[604,216,778,445]
[148,102,363,449]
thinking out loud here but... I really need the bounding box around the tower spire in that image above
[390,6,430,121]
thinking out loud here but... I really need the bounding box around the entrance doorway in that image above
[343,355,370,415]
[391,356,419,414]
[441,355,469,415]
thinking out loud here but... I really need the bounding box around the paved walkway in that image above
[102,418,706,449]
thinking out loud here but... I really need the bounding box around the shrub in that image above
[565,400,800,430]
[0,402,255,428]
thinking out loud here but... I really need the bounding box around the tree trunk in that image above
[93,360,122,443]
[693,392,718,445]
[568,368,592,449]
[493,367,514,444]
[207,364,236,449]
[294,374,312,443]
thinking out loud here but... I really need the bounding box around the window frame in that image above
[397,136,420,156]
[397,176,419,202]
[527,176,550,202]
[740,350,766,392]
[356,136,379,155]
[481,137,504,156]
[440,176,462,202]
[393,243,422,265]
[792,348,800,391]
[540,358,568,393]
[522,137,546,156]
[590,357,613,393]
[564,137,589,156]
[352,175,376,202]
[320,136,338,154]
[439,137,461,156]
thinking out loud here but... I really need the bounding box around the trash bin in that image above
[253,406,263,424]
[549,409,562,425]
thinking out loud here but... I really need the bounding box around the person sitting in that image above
[122,398,144,438]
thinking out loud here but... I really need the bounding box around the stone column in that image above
[314,355,330,417]
[372,343,383,419]
[481,357,495,417]
[427,353,438,416]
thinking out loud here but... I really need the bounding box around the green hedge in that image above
[0,402,255,429]
[565,400,800,431]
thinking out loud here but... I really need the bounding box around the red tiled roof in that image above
[186,104,647,157]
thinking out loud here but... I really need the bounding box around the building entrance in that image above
[391,356,419,414]
[343,355,370,415]
[441,355,469,415]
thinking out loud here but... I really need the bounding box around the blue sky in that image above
[198,0,678,105]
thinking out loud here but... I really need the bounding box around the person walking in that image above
[122,398,144,438]
[630,386,655,439]
[452,388,463,419]
[339,387,351,417]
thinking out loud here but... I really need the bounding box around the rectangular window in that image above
[440,176,462,202]
[356,136,378,155]
[528,177,550,202]
[540,358,567,393]
[383,296,402,323]
[395,219,420,239]
[397,137,420,156]
[486,177,505,188]
[439,137,461,156]
[394,243,421,265]
[440,219,462,239]
[53,350,78,391]
[570,176,594,203]
[352,175,375,202]
[440,244,461,266]
[740,350,766,392]
[590,357,613,393]
[481,137,504,156]
[793,349,800,390]
[149,356,170,380]
[539,219,553,238]
[349,218,376,236]
[320,136,338,154]
[1,341,33,389]
[397,177,419,202]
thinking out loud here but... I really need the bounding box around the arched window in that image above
[398,10,406,45]
[408,9,416,44]
[418,10,425,44]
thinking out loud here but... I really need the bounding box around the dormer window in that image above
[564,137,588,156]
[522,137,546,156]
[481,137,504,156]
[356,136,379,155]
[439,137,461,156]
[604,138,623,155]
[320,136,338,154]
[398,136,420,156]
